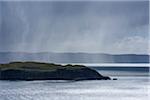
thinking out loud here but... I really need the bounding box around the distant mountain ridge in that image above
[0,52,149,63]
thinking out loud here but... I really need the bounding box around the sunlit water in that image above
[0,69,149,100]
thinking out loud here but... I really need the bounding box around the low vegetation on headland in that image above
[0,62,111,81]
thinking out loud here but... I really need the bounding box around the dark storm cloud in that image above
[0,1,149,54]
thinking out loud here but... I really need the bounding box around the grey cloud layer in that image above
[0,1,149,54]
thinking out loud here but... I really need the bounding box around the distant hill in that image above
[0,52,149,63]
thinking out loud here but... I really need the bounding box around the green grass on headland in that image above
[0,61,85,71]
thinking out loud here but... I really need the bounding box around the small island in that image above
[0,62,111,81]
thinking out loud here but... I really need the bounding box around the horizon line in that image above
[59,63,150,67]
[0,51,149,55]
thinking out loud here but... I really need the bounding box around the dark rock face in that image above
[0,62,111,81]
[113,78,117,80]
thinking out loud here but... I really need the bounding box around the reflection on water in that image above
[0,76,149,100]
[0,67,149,100]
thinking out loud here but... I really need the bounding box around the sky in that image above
[0,0,149,54]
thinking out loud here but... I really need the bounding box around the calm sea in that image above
[0,66,149,100]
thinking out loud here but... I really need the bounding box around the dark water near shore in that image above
[92,67,149,72]
[91,67,149,77]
